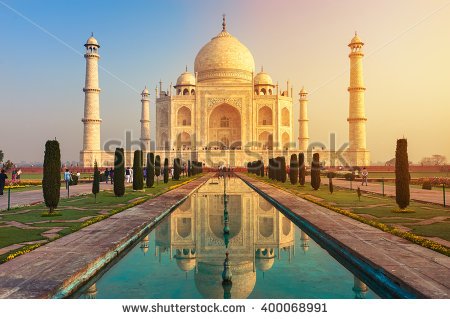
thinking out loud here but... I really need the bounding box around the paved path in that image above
[330,178,449,206]
[239,174,450,298]
[0,182,114,211]
[0,175,210,298]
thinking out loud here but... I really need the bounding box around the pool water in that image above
[75,177,379,299]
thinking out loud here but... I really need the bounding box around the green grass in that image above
[363,171,449,178]
[249,174,450,245]
[0,227,49,248]
[410,223,450,242]
[0,175,202,263]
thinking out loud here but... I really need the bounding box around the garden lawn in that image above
[0,175,201,262]
[248,174,450,246]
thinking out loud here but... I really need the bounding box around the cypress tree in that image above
[311,153,321,190]
[155,155,161,184]
[163,158,169,183]
[146,153,155,188]
[395,138,410,209]
[92,160,100,202]
[299,153,306,186]
[133,150,144,190]
[114,148,125,197]
[188,160,191,177]
[289,154,298,185]
[42,140,61,214]
[174,158,181,180]
[269,158,274,180]
[274,157,281,181]
[260,160,265,177]
[280,156,287,183]
[327,172,335,194]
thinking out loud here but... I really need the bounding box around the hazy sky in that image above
[0,0,449,164]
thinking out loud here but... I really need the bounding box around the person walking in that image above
[16,168,22,181]
[0,169,8,195]
[170,167,174,180]
[64,169,71,190]
[130,167,134,183]
[361,167,368,186]
[104,168,110,184]
[109,168,114,184]
[125,167,131,183]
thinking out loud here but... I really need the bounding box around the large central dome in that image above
[194,20,255,83]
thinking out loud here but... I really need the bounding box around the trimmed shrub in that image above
[174,158,181,180]
[298,153,306,186]
[327,172,335,194]
[146,153,155,188]
[311,153,321,190]
[155,155,161,184]
[42,140,61,214]
[289,154,298,185]
[422,181,432,190]
[92,160,100,201]
[133,150,144,190]
[344,173,355,181]
[114,148,125,197]
[395,139,410,209]
[280,156,287,183]
[163,158,169,183]
[260,161,265,177]
[69,173,78,186]
[188,160,191,177]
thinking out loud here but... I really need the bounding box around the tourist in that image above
[11,168,16,184]
[109,168,114,184]
[170,167,174,179]
[0,169,8,195]
[130,167,134,183]
[361,167,368,186]
[125,167,131,183]
[143,167,147,182]
[104,168,110,183]
[64,169,71,190]
[16,168,22,181]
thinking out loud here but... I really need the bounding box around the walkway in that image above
[326,178,448,206]
[239,174,450,298]
[0,182,113,211]
[0,175,210,298]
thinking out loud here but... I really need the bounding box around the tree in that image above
[163,158,169,183]
[0,150,3,163]
[155,155,161,184]
[188,160,191,177]
[146,153,155,188]
[298,153,306,186]
[420,154,447,166]
[280,156,287,183]
[311,153,321,190]
[2,160,14,172]
[114,148,125,197]
[289,154,298,185]
[173,158,181,180]
[92,160,100,202]
[327,172,335,194]
[133,150,144,190]
[395,139,410,209]
[42,140,61,214]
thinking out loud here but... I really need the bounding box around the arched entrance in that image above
[176,132,191,150]
[258,131,273,150]
[208,104,241,149]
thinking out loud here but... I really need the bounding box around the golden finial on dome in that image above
[222,14,226,31]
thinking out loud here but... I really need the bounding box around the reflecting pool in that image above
[75,177,379,299]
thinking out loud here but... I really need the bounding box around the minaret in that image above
[347,32,369,166]
[81,33,102,167]
[140,87,151,152]
[298,87,309,151]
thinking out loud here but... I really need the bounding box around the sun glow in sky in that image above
[0,0,449,164]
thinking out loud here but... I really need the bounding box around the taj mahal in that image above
[80,16,370,167]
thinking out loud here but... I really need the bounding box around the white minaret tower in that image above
[347,32,369,166]
[298,87,309,151]
[80,33,102,167]
[140,86,151,152]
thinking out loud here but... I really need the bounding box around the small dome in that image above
[176,72,196,86]
[86,35,99,46]
[255,257,275,272]
[300,86,307,94]
[142,86,149,95]
[254,71,273,86]
[349,33,363,45]
[176,258,196,272]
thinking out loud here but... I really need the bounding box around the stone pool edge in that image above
[238,174,450,299]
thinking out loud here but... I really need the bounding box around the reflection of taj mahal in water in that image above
[80,16,370,167]
[153,178,296,298]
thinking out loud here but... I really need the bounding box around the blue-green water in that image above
[76,178,379,299]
